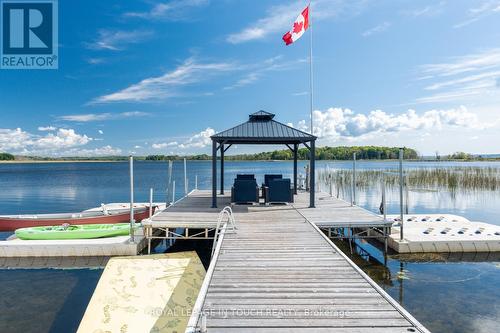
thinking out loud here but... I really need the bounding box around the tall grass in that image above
[317,166,500,193]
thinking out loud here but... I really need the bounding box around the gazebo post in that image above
[220,143,224,195]
[309,140,316,208]
[293,143,298,195]
[212,140,217,208]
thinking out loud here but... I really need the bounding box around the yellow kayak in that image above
[77,252,206,333]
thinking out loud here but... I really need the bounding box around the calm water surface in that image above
[0,161,499,333]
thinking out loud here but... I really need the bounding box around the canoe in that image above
[78,252,206,333]
[15,223,133,240]
[83,202,167,214]
[0,206,154,232]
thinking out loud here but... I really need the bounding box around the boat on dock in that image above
[0,204,157,232]
[83,202,166,214]
[15,223,132,240]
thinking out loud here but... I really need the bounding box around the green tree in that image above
[0,153,15,160]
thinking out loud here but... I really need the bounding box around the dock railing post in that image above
[305,165,310,191]
[184,158,188,195]
[129,156,135,243]
[172,180,176,204]
[195,174,198,190]
[149,188,153,218]
[352,152,356,206]
[382,179,387,222]
[167,160,173,204]
[329,175,333,197]
[399,148,404,241]
[405,174,409,214]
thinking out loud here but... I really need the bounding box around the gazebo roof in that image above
[211,110,316,144]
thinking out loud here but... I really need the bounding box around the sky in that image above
[1,0,500,157]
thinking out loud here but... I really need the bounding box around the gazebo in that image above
[210,110,317,208]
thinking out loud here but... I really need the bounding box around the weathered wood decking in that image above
[148,190,429,332]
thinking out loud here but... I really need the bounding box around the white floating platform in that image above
[78,252,205,333]
[384,214,500,253]
[0,229,146,257]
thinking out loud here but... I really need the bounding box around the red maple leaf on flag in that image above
[282,5,309,45]
[293,21,303,34]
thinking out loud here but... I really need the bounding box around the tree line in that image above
[145,146,418,161]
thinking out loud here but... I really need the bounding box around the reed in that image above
[317,166,500,193]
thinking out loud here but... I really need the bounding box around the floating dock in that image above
[0,228,146,257]
[146,190,429,332]
[77,252,205,333]
[384,214,500,253]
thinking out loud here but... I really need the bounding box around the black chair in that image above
[263,174,282,187]
[236,174,255,180]
[262,174,282,200]
[231,179,259,204]
[264,178,294,204]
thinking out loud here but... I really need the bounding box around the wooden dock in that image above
[146,190,429,332]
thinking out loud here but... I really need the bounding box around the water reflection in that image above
[339,236,500,333]
[0,268,102,333]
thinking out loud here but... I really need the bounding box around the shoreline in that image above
[0,160,125,164]
[2,159,500,164]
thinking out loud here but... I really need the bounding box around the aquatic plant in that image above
[317,166,500,193]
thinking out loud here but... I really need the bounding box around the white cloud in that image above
[123,0,208,20]
[59,111,150,122]
[0,128,126,157]
[416,48,500,104]
[420,48,500,78]
[86,57,105,65]
[60,145,122,157]
[178,128,215,149]
[33,129,91,149]
[152,141,178,149]
[98,130,104,135]
[424,70,500,91]
[361,22,391,37]
[405,2,445,17]
[93,55,304,103]
[227,0,367,44]
[0,128,32,151]
[454,0,500,28]
[38,126,57,131]
[294,106,489,140]
[223,56,306,90]
[91,58,237,103]
[152,127,215,151]
[0,128,91,154]
[223,73,260,90]
[86,29,153,51]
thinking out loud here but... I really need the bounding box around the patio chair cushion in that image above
[231,179,259,203]
[265,178,293,203]
[263,174,283,187]
[236,174,256,180]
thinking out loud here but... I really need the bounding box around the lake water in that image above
[0,160,499,333]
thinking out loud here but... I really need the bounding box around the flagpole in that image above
[309,2,314,135]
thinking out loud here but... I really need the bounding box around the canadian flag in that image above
[282,6,309,45]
